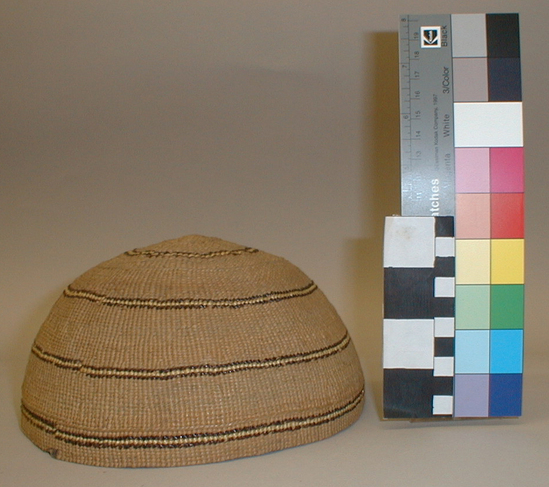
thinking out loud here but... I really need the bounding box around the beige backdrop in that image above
[2,1,548,485]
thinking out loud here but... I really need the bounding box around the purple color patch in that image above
[454,374,490,417]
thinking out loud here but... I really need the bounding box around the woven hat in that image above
[21,235,364,467]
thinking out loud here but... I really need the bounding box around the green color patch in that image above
[456,285,490,329]
[491,284,524,329]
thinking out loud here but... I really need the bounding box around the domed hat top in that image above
[21,235,364,467]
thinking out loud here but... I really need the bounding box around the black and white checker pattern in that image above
[383,216,455,419]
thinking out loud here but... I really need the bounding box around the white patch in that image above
[383,319,434,369]
[384,217,435,268]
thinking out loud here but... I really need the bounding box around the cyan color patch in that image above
[490,330,523,373]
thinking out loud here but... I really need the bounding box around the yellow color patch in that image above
[491,239,524,284]
[456,240,491,284]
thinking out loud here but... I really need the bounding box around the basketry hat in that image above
[21,235,364,467]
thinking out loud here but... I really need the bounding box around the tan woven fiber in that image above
[21,235,365,467]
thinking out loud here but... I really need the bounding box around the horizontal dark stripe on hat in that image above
[63,281,318,309]
[21,388,364,450]
[125,246,259,258]
[31,332,351,380]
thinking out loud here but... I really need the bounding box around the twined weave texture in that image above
[21,235,365,467]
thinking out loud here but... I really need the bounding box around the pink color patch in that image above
[456,148,491,193]
[490,148,524,193]
[456,193,490,239]
[456,193,491,239]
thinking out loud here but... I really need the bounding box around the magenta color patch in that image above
[456,148,491,193]
[490,147,524,193]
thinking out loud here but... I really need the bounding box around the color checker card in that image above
[383,14,524,419]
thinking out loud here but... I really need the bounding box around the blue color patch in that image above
[489,373,523,417]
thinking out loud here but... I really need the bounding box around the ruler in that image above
[399,14,455,217]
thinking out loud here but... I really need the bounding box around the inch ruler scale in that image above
[383,14,524,420]
[399,14,455,217]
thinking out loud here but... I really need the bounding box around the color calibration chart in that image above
[383,14,524,419]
